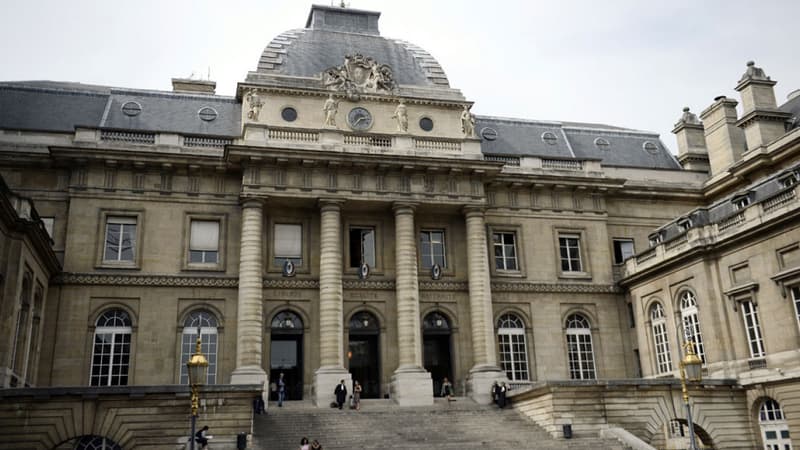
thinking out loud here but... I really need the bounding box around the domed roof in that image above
[251,5,449,88]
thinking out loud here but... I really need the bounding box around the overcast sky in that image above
[2,0,798,152]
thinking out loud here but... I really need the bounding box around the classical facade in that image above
[1,4,799,449]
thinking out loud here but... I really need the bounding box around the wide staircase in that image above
[251,398,630,450]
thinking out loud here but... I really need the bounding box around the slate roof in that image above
[781,92,800,130]
[476,116,682,170]
[253,6,449,87]
[0,81,240,137]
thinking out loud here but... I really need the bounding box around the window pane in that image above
[190,220,220,251]
[362,229,375,266]
[274,224,302,258]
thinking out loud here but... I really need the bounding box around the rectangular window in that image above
[349,227,375,268]
[420,229,446,269]
[733,196,751,210]
[90,331,131,386]
[274,224,303,266]
[741,300,765,358]
[653,321,673,374]
[492,232,518,271]
[613,239,635,265]
[793,286,800,334]
[103,216,137,262]
[189,220,220,264]
[559,234,582,272]
[566,333,596,380]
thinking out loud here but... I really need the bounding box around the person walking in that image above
[353,380,362,410]
[299,437,310,450]
[334,379,347,410]
[277,372,286,407]
[440,377,454,402]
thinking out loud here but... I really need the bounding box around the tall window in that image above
[650,303,673,374]
[420,229,446,269]
[613,239,635,265]
[559,234,582,272]
[497,314,529,381]
[492,232,518,271]
[103,216,137,262]
[90,309,132,386]
[759,399,792,450]
[189,220,220,264]
[349,227,375,267]
[11,274,32,384]
[679,291,706,363]
[792,286,800,334]
[565,314,596,380]
[179,310,218,385]
[741,300,765,358]
[274,224,303,266]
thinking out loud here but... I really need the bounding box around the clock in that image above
[347,107,373,131]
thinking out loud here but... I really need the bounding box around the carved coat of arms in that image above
[322,54,396,98]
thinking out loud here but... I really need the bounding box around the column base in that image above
[467,365,506,405]
[390,366,433,406]
[314,366,352,407]
[230,365,268,387]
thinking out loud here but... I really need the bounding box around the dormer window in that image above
[649,232,663,247]
[732,193,752,210]
[678,218,693,232]
[778,171,798,188]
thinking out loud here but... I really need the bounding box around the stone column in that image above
[464,207,504,404]
[230,198,268,386]
[313,199,350,406]
[390,203,433,406]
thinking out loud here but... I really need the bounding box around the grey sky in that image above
[2,0,798,152]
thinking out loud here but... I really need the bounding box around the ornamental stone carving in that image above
[392,101,408,133]
[739,60,770,82]
[246,89,264,121]
[461,105,475,138]
[323,94,339,128]
[321,54,396,98]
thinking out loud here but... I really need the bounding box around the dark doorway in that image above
[270,311,304,401]
[422,311,453,397]
[348,311,380,398]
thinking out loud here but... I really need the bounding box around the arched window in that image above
[90,309,132,386]
[179,310,219,385]
[679,291,706,363]
[565,314,596,380]
[759,398,792,450]
[74,435,122,450]
[650,303,673,374]
[496,314,529,381]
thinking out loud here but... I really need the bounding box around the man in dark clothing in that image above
[195,425,210,449]
[334,379,347,410]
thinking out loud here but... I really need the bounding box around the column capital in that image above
[240,197,266,208]
[318,198,345,212]
[392,202,418,214]
[462,206,486,218]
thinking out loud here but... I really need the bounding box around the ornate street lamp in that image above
[680,340,703,450]
[187,326,209,450]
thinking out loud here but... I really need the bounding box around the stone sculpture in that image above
[461,105,475,138]
[322,54,396,98]
[323,94,339,128]
[246,89,263,121]
[392,101,408,132]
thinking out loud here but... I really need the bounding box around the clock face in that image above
[347,107,373,131]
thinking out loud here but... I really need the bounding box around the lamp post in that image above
[679,339,703,450]
[187,326,209,450]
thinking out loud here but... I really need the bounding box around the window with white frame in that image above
[650,303,673,374]
[679,291,706,364]
[613,238,635,265]
[649,233,663,247]
[565,314,596,380]
[792,286,800,334]
[349,226,375,268]
[497,314,529,381]
[274,223,303,266]
[420,229,446,269]
[189,220,220,264]
[732,194,751,210]
[759,398,792,450]
[492,231,518,271]
[741,300,765,358]
[90,309,132,386]
[103,216,137,262]
[559,234,582,272]
[179,310,218,385]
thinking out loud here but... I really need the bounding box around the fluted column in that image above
[319,200,344,368]
[394,203,422,368]
[230,198,267,384]
[390,202,432,406]
[314,199,350,406]
[464,207,503,403]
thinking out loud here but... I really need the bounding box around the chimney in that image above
[171,78,216,95]
[672,107,709,173]
[734,61,791,151]
[699,96,747,176]
[305,4,381,35]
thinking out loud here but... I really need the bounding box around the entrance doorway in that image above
[348,311,380,398]
[270,311,303,401]
[423,311,453,397]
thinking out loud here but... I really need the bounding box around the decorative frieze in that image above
[53,273,238,287]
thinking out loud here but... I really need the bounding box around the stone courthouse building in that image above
[1,4,800,449]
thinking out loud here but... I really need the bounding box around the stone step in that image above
[251,399,629,450]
